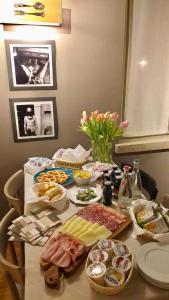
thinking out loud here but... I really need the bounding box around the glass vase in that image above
[91,140,112,163]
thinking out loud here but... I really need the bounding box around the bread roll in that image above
[44,186,61,199]
[50,191,63,202]
[38,182,55,196]
[44,266,62,288]
[40,257,52,271]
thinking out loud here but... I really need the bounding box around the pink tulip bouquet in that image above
[80,110,128,163]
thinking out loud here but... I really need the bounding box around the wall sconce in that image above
[0,0,62,26]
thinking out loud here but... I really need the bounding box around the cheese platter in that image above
[39,203,132,287]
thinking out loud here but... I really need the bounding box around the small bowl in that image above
[97,239,115,259]
[114,242,131,257]
[104,267,125,287]
[87,262,107,286]
[89,249,108,264]
[73,169,92,185]
[112,256,131,273]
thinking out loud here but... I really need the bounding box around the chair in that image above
[0,208,25,300]
[120,163,158,200]
[4,170,24,215]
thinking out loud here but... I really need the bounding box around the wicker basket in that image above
[55,159,89,169]
[85,239,134,295]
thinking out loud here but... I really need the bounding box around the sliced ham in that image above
[53,252,71,267]
[50,246,65,264]
[41,233,85,268]
[42,240,60,261]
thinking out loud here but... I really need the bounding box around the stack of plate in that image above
[136,242,169,289]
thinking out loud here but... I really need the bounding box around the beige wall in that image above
[0,0,126,217]
[0,0,168,218]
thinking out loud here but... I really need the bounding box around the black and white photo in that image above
[9,98,58,142]
[5,40,57,90]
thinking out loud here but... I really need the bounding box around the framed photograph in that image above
[0,0,62,26]
[9,97,58,142]
[5,40,57,90]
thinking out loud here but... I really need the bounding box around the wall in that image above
[0,0,126,218]
[1,0,168,219]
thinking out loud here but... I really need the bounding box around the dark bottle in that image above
[112,165,118,171]
[113,175,122,199]
[102,169,109,187]
[103,181,112,206]
[104,174,111,182]
[111,170,116,184]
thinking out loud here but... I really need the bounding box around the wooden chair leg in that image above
[19,243,25,268]
[5,272,21,300]
[8,242,18,265]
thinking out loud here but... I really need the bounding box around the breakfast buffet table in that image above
[24,171,169,300]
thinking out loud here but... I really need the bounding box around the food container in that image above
[130,199,169,242]
[85,239,134,295]
[25,157,53,175]
[104,267,125,287]
[89,249,108,264]
[33,182,67,212]
[73,170,92,185]
[97,239,115,259]
[112,256,131,273]
[114,242,131,257]
[87,262,106,286]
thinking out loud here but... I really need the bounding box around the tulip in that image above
[104,111,110,118]
[94,109,99,115]
[82,110,88,122]
[96,114,104,121]
[110,112,119,121]
[119,120,129,128]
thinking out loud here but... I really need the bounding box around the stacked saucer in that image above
[136,242,169,289]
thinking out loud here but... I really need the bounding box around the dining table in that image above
[24,170,169,300]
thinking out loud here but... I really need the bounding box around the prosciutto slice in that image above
[77,204,126,231]
[41,234,85,268]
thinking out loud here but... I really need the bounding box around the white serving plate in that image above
[136,242,169,286]
[137,265,169,289]
[68,184,102,205]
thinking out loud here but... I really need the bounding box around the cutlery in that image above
[14,10,45,17]
[14,2,45,10]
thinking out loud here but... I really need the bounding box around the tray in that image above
[34,167,74,187]
[85,239,134,295]
[77,204,132,241]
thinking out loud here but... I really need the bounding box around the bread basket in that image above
[85,239,134,295]
[55,159,89,169]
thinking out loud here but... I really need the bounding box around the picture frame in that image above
[0,0,62,26]
[9,97,58,142]
[5,40,57,90]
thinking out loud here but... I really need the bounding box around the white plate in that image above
[136,242,169,285]
[82,162,114,175]
[137,265,169,289]
[68,184,102,205]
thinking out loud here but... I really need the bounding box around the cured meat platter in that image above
[40,203,131,288]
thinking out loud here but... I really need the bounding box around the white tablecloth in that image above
[24,172,169,300]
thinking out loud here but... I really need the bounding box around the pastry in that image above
[44,266,63,289]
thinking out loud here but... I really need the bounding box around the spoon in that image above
[14,10,45,17]
[14,2,45,10]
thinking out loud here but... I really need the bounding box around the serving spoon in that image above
[14,10,45,17]
[14,2,45,10]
